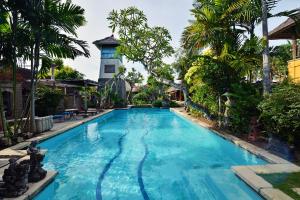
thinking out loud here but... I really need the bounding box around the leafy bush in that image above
[190,84,219,116]
[169,101,180,107]
[36,86,64,116]
[258,83,300,145]
[112,96,126,108]
[152,100,163,107]
[55,66,84,80]
[228,82,262,134]
[132,92,149,105]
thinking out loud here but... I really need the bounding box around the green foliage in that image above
[169,101,180,108]
[35,85,64,116]
[270,42,294,79]
[107,7,174,73]
[110,93,126,108]
[126,67,144,102]
[260,172,300,200]
[55,66,84,80]
[227,82,262,134]
[126,68,143,85]
[152,100,163,107]
[185,56,240,95]
[258,83,300,144]
[132,92,149,105]
[190,84,219,116]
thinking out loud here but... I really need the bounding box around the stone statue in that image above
[0,158,29,198]
[26,141,47,182]
[224,95,232,127]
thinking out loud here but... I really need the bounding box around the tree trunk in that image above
[11,11,18,134]
[127,85,133,103]
[0,87,8,136]
[30,34,41,133]
[261,0,271,95]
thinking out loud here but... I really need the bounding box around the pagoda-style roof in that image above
[269,14,300,40]
[93,35,119,49]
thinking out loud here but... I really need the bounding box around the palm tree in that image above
[261,0,271,94]
[16,0,90,132]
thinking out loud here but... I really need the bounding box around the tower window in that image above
[104,65,115,73]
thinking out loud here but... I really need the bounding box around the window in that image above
[104,65,115,73]
[101,47,121,60]
[101,47,116,59]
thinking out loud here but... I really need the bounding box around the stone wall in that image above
[0,81,23,119]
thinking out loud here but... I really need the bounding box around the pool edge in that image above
[3,170,58,200]
[0,110,114,200]
[170,107,300,200]
[30,109,114,144]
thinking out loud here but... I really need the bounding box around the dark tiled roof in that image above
[0,67,31,82]
[269,13,300,40]
[93,35,119,49]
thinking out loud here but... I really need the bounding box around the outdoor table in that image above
[64,109,78,119]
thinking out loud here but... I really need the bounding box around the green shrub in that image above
[152,100,163,107]
[258,82,300,145]
[132,92,149,105]
[169,101,180,107]
[112,96,126,108]
[228,82,262,134]
[36,85,64,116]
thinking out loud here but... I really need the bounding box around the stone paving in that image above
[171,107,300,200]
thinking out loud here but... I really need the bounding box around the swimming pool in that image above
[35,108,266,200]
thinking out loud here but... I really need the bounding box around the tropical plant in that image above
[54,66,84,80]
[35,85,63,116]
[258,82,300,145]
[132,92,149,105]
[270,42,293,80]
[152,100,163,107]
[125,68,143,103]
[227,82,262,134]
[0,0,90,133]
[108,7,212,118]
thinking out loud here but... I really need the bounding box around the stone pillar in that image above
[292,38,297,59]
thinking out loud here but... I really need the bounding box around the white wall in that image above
[99,58,122,79]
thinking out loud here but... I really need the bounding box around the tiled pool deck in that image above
[171,107,300,200]
[0,108,299,200]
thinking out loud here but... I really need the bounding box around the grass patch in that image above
[259,172,300,200]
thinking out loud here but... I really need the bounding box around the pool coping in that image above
[3,170,58,200]
[1,108,298,200]
[170,107,300,200]
[0,109,113,200]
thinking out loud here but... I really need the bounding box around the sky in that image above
[65,0,300,81]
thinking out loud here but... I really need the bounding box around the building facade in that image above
[93,35,126,100]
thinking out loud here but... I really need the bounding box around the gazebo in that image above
[269,14,300,83]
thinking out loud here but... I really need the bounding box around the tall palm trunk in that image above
[261,0,271,95]
[30,34,41,133]
[11,10,18,134]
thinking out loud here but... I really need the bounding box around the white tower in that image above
[93,35,126,100]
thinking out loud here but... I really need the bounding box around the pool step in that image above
[182,169,262,200]
[207,170,262,200]
[181,169,226,200]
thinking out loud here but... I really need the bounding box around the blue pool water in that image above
[35,108,266,200]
